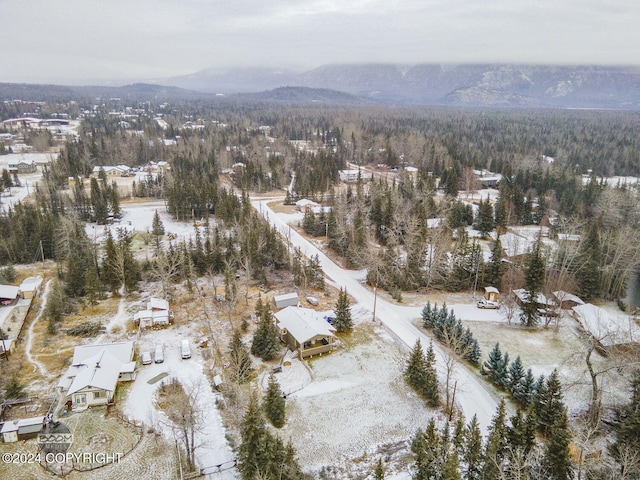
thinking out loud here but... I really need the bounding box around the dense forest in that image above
[2,96,640,478]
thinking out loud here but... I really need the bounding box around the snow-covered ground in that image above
[124,325,236,478]
[85,200,207,247]
[0,153,58,210]
[254,198,501,435]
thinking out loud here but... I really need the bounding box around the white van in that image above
[181,339,191,359]
[154,345,164,363]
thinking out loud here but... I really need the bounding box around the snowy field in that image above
[0,153,58,210]
[278,321,438,473]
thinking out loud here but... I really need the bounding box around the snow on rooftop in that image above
[67,349,122,395]
[0,284,20,299]
[274,306,336,344]
[72,341,134,365]
[572,303,640,347]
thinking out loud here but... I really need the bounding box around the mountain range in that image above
[161,63,640,109]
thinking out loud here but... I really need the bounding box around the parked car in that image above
[181,339,191,359]
[154,345,164,363]
[477,299,500,309]
[140,351,152,365]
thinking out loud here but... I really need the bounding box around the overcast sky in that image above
[1,0,639,84]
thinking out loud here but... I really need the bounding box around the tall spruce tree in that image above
[228,330,253,384]
[405,340,439,407]
[485,237,504,291]
[507,356,526,396]
[464,415,483,480]
[482,399,508,480]
[264,374,285,428]
[442,451,462,480]
[610,369,640,465]
[575,219,602,300]
[520,239,545,327]
[535,369,565,437]
[405,339,427,393]
[543,408,572,480]
[475,197,494,237]
[237,393,303,480]
[424,341,440,407]
[333,287,353,333]
[251,301,280,361]
[481,343,509,389]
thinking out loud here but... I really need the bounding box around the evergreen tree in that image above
[405,339,427,393]
[481,343,509,389]
[424,341,440,407]
[90,177,108,224]
[3,373,25,399]
[535,369,565,437]
[494,195,508,230]
[151,209,165,252]
[109,181,121,218]
[237,393,267,479]
[575,219,602,300]
[405,340,439,407]
[412,421,441,480]
[513,368,536,408]
[263,374,285,428]
[507,356,526,397]
[485,237,504,291]
[374,458,385,480]
[507,409,536,455]
[1,168,12,190]
[543,409,572,480]
[463,415,483,480]
[45,279,71,333]
[610,369,640,464]
[520,239,545,327]
[84,264,103,305]
[452,416,465,455]
[228,331,253,384]
[101,229,119,292]
[475,197,494,237]
[251,301,280,361]
[481,399,508,480]
[442,451,462,480]
[101,228,139,294]
[333,287,353,333]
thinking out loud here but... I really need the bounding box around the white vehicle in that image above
[140,351,152,365]
[477,299,500,309]
[181,339,191,359]
[154,345,164,363]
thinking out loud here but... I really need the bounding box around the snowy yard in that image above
[276,321,438,474]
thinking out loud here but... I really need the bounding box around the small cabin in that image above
[484,286,500,302]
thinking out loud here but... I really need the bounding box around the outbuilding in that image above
[273,292,300,309]
[19,276,42,300]
[484,286,500,302]
[1,416,45,443]
[0,285,20,306]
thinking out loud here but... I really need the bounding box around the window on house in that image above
[75,394,86,404]
[93,391,107,399]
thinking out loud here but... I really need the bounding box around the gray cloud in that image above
[1,0,638,84]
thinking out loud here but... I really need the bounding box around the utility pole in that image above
[40,240,45,268]
[372,285,378,322]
